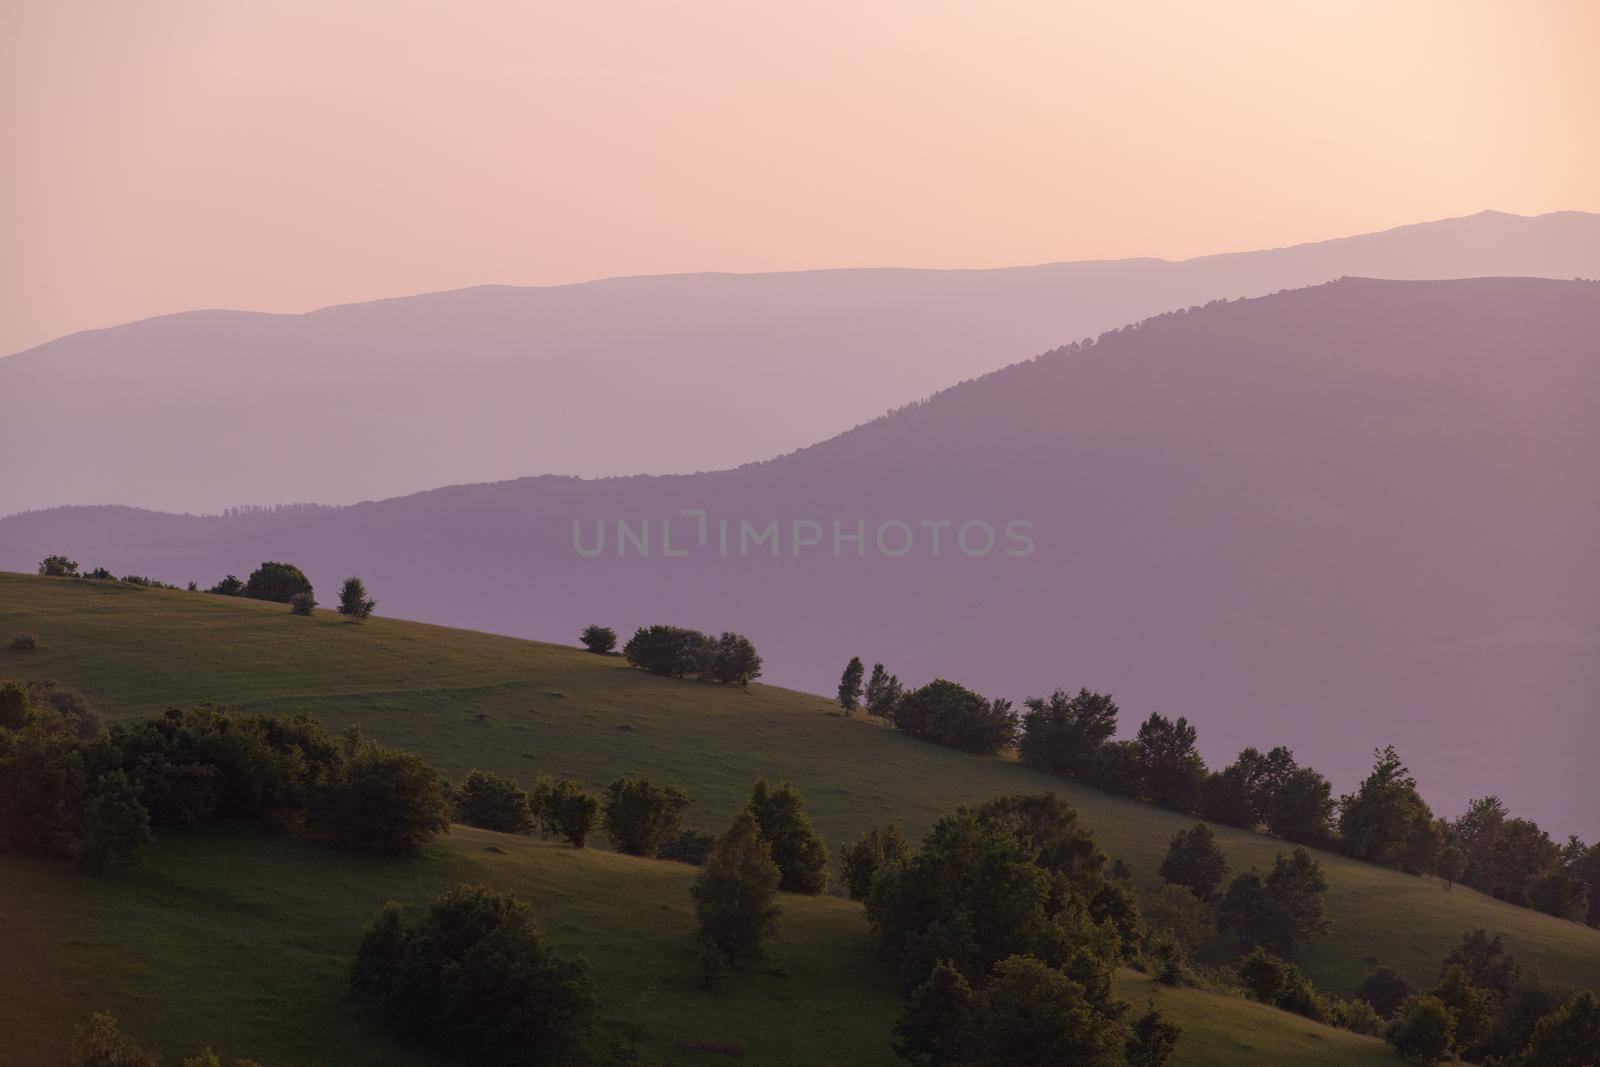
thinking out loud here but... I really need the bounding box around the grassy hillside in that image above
[4,570,1599,1013]
[1,825,1408,1067]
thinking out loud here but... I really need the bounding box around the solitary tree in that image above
[579,624,617,654]
[601,777,693,856]
[692,810,781,981]
[1158,822,1229,901]
[38,555,80,578]
[245,560,313,603]
[337,577,376,622]
[837,656,865,714]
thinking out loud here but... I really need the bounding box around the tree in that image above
[1431,964,1495,1054]
[708,631,762,685]
[1199,764,1258,828]
[692,810,781,977]
[1157,823,1228,901]
[977,793,1109,898]
[841,824,909,900]
[530,777,599,847]
[1126,1005,1182,1067]
[1018,688,1119,778]
[746,778,828,894]
[64,1011,160,1067]
[209,574,246,596]
[1135,713,1206,812]
[1338,746,1440,872]
[1435,843,1466,891]
[1522,989,1600,1067]
[454,769,534,833]
[1441,929,1521,999]
[1262,847,1331,955]
[244,560,312,603]
[351,885,599,1066]
[658,827,717,865]
[892,960,987,1066]
[1262,764,1335,847]
[1137,884,1215,960]
[289,590,317,616]
[337,576,376,622]
[78,770,153,875]
[316,743,451,855]
[1355,967,1413,1019]
[864,663,904,719]
[1529,865,1588,921]
[837,656,865,714]
[38,554,80,577]
[579,624,616,654]
[1216,870,1274,951]
[1236,949,1324,1020]
[893,679,1017,754]
[1385,995,1455,1065]
[601,777,692,856]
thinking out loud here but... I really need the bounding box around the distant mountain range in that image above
[3,210,1598,516]
[6,277,1597,836]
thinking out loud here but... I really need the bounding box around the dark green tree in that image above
[336,576,376,622]
[208,574,246,596]
[1337,746,1440,872]
[315,743,451,855]
[78,769,153,875]
[1261,847,1331,956]
[1018,688,1119,778]
[1135,713,1206,812]
[864,663,904,719]
[1355,966,1413,1019]
[1385,995,1455,1065]
[1434,843,1466,891]
[708,631,762,685]
[245,560,312,603]
[837,656,865,714]
[579,624,616,654]
[38,554,79,577]
[1522,989,1600,1067]
[1157,822,1228,901]
[841,824,910,900]
[891,960,986,1066]
[454,769,534,833]
[691,810,781,977]
[1431,964,1495,1054]
[746,777,828,894]
[1126,1004,1182,1067]
[1198,764,1258,828]
[893,678,1017,754]
[289,590,317,615]
[981,954,1129,1067]
[601,777,692,856]
[530,777,599,847]
[64,1011,160,1067]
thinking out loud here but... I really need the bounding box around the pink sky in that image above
[3,0,1596,356]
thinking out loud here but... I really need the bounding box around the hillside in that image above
[5,569,1599,1016]
[2,211,1598,516]
[7,278,1599,836]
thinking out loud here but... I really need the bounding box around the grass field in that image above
[3,570,1598,1063]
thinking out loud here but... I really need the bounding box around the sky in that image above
[2,0,1596,357]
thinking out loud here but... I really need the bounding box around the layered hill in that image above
[2,210,1599,515]
[5,278,1597,835]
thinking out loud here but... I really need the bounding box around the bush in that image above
[1522,989,1600,1066]
[85,567,115,581]
[622,624,709,677]
[658,827,717,866]
[78,770,153,875]
[245,560,312,603]
[1018,687,1120,778]
[290,590,317,615]
[579,624,617,654]
[530,777,599,847]
[65,1011,160,1067]
[841,824,909,900]
[1137,884,1215,961]
[1126,1005,1182,1067]
[601,777,693,856]
[1157,822,1228,901]
[692,811,782,979]
[337,577,376,622]
[893,678,1018,755]
[746,777,828,894]
[316,743,451,855]
[454,769,534,833]
[351,885,599,1066]
[1236,949,1327,1021]
[1355,966,1413,1019]
[9,632,35,652]
[1386,995,1456,1064]
[209,575,246,596]
[38,555,79,577]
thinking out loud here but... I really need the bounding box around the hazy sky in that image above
[3,0,1595,356]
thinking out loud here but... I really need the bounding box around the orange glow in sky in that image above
[2,0,1595,355]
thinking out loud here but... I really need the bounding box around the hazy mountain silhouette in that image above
[6,277,1597,835]
[3,210,1598,516]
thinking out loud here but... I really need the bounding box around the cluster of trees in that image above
[352,885,599,1066]
[453,769,600,847]
[836,658,905,719]
[0,683,452,874]
[63,1011,260,1067]
[623,625,762,685]
[36,555,378,622]
[38,555,179,590]
[1372,930,1600,1065]
[1446,796,1600,925]
[852,792,1181,1065]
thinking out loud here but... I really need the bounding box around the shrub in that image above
[85,567,115,581]
[746,777,828,894]
[602,777,692,856]
[893,678,1017,754]
[530,777,599,847]
[1126,1005,1182,1067]
[316,743,451,855]
[209,575,246,596]
[841,824,909,900]
[337,577,376,622]
[579,624,617,654]
[1330,997,1385,1036]
[64,1011,160,1067]
[658,827,717,866]
[38,555,79,577]
[245,560,312,603]
[78,770,153,875]
[454,769,534,833]
[1386,995,1456,1065]
[692,811,782,979]
[622,624,709,677]
[1355,966,1414,1019]
[1157,822,1228,901]
[9,632,35,652]
[290,590,317,615]
[351,885,599,1066]
[1236,949,1327,1021]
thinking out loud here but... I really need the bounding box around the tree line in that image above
[36,554,378,622]
[835,659,1600,931]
